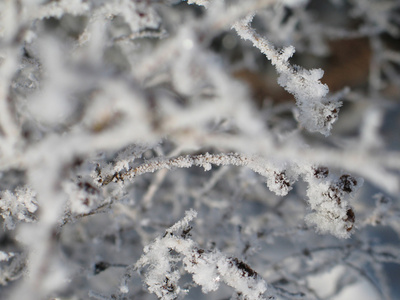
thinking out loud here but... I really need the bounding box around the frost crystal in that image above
[233,15,342,136]
[1,0,400,299]
[0,188,37,230]
[305,171,363,238]
[134,210,267,299]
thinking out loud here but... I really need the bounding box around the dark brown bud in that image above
[339,175,357,193]
[313,166,329,179]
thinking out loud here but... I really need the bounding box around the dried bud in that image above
[228,257,258,278]
[339,175,357,193]
[344,209,355,232]
[313,166,329,179]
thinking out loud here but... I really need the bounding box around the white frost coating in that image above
[183,251,220,293]
[97,152,297,197]
[264,169,294,196]
[281,0,309,8]
[96,152,363,239]
[0,251,15,262]
[0,187,37,230]
[31,0,90,19]
[304,170,363,239]
[233,15,342,136]
[119,285,129,294]
[96,0,161,34]
[167,209,198,233]
[187,0,210,8]
[0,0,398,299]
[135,210,268,299]
[63,181,101,214]
[217,258,267,299]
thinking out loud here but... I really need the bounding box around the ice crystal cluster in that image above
[0,0,400,300]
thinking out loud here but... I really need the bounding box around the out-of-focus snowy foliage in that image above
[0,0,400,299]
